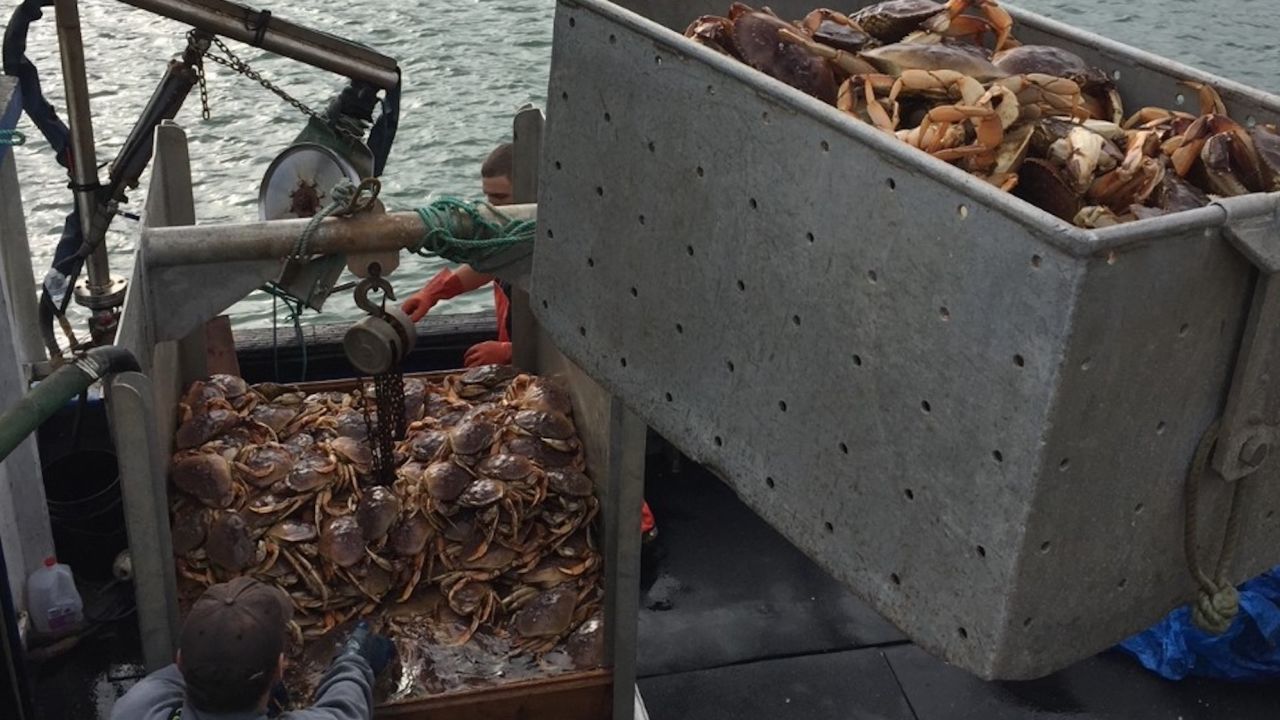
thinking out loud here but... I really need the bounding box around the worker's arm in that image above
[401,263,496,322]
[451,264,495,292]
[108,663,186,720]
[290,620,390,720]
[289,653,375,720]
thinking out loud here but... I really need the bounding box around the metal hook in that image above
[354,273,396,317]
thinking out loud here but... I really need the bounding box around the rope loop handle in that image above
[0,129,26,146]
[1183,420,1251,634]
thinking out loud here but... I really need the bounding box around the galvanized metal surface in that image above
[532,0,1280,679]
[0,77,54,610]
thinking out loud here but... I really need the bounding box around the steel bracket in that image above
[1212,193,1280,481]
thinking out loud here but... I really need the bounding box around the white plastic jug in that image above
[27,556,84,636]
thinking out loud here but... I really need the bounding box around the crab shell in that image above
[729,4,837,105]
[171,451,237,508]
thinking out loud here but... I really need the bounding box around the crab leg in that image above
[777,27,878,76]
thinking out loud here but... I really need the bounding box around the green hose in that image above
[0,347,140,464]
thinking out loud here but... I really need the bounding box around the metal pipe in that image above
[52,0,107,293]
[114,0,400,89]
[0,346,139,464]
[144,203,537,266]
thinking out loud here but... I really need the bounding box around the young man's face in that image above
[483,174,513,206]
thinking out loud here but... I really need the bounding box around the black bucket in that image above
[42,450,127,583]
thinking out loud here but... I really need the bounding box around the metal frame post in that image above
[510,105,544,371]
[106,372,179,670]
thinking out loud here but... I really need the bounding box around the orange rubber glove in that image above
[463,340,512,367]
[401,269,466,322]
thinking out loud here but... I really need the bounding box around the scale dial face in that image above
[258,143,360,221]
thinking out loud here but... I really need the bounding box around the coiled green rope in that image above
[0,129,25,146]
[413,197,535,273]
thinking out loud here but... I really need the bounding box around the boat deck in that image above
[30,440,1280,719]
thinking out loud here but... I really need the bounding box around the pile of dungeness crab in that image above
[684,1,1280,227]
[168,366,604,693]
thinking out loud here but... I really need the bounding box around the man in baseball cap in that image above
[110,577,393,719]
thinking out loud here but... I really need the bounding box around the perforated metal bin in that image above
[531,0,1280,680]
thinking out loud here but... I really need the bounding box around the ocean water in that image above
[4,0,1277,333]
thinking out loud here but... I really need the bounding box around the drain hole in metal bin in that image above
[541,299,548,310]
[587,257,594,267]
[1156,421,1167,435]
[714,436,723,447]
[675,323,683,334]
[824,521,834,534]
[1040,541,1052,553]
[609,33,616,44]
[749,197,758,210]
[992,450,1003,463]
[1179,323,1190,337]
[792,315,801,326]
[839,442,849,454]
[867,270,878,283]
[595,186,604,197]
[654,55,662,65]
[887,178,896,191]
[1112,69,1121,80]
[568,16,575,27]
[806,232,815,243]
[664,392,673,402]
[696,166,705,177]
[554,160,562,170]
[904,488,915,500]
[958,627,969,639]
[891,573,901,585]
[1134,502,1145,514]
[921,400,931,413]
[630,287,638,297]
[766,476,776,489]
[820,139,830,152]
[1117,578,1128,589]
[561,91,568,101]
[638,214,645,225]
[604,112,612,123]
[578,326,586,337]
[737,280,746,292]
[726,360,735,373]
[976,546,986,558]
[852,354,863,367]
[1175,92,1186,105]
[1059,458,1071,471]
[1031,254,1042,268]
[1266,509,1275,520]
[648,141,656,153]
[686,245,695,256]
[620,357,627,368]
[778,400,788,412]
[546,228,554,239]
[939,306,950,321]
[1023,617,1033,628]
[958,204,969,219]
[1013,354,1025,367]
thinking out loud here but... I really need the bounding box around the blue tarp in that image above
[1118,565,1280,682]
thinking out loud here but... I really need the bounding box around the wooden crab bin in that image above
[161,362,629,720]
[115,112,641,718]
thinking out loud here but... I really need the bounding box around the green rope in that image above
[291,177,381,259]
[412,197,535,273]
[0,129,25,146]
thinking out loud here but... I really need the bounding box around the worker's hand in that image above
[464,340,512,368]
[401,268,466,322]
[339,620,395,676]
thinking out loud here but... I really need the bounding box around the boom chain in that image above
[185,30,336,131]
